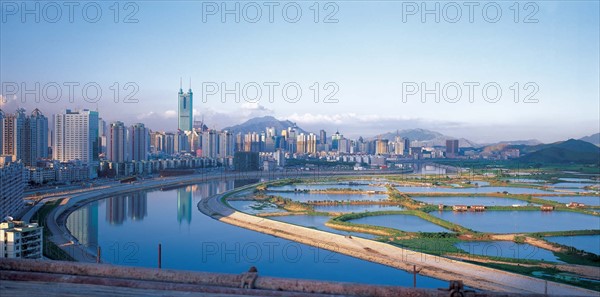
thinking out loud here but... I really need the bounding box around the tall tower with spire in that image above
[178,78,193,132]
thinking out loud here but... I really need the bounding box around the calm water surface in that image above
[535,196,600,206]
[314,204,404,213]
[412,197,535,206]
[228,200,286,214]
[431,211,600,233]
[268,215,377,239]
[268,192,388,202]
[545,235,600,255]
[395,186,553,194]
[455,241,562,262]
[66,181,447,287]
[350,215,450,233]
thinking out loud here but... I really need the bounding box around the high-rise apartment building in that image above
[446,139,459,158]
[201,130,218,158]
[0,156,25,219]
[218,130,234,158]
[53,109,99,164]
[130,123,149,161]
[107,121,127,163]
[1,109,49,166]
[376,138,389,155]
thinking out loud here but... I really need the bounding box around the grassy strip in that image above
[529,230,600,237]
[33,200,75,261]
[331,209,473,234]
[386,237,462,255]
[468,261,600,292]
[404,210,474,233]
[324,220,397,237]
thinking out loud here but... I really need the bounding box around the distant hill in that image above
[519,139,600,164]
[480,140,543,153]
[371,129,479,148]
[486,139,543,146]
[580,133,600,146]
[224,116,309,134]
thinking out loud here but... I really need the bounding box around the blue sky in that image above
[1,1,598,143]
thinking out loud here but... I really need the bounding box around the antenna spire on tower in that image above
[180,77,182,89]
[189,77,192,90]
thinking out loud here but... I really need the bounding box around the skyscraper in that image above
[53,109,99,164]
[178,81,193,132]
[1,109,26,161]
[376,138,389,155]
[1,109,48,166]
[129,123,149,161]
[218,130,234,158]
[331,130,341,150]
[98,118,107,156]
[201,130,217,158]
[107,121,127,163]
[319,129,327,144]
[27,109,49,166]
[403,138,410,155]
[0,110,4,155]
[446,139,459,158]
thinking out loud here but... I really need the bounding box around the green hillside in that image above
[519,139,600,164]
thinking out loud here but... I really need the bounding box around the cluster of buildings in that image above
[0,84,495,221]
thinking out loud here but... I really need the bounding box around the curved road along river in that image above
[198,184,597,296]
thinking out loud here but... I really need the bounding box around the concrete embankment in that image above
[0,258,550,297]
[199,186,598,296]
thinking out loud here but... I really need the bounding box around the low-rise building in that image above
[540,205,554,211]
[566,202,586,208]
[453,205,468,212]
[0,220,43,259]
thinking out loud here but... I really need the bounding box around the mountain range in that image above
[222,116,599,153]
[518,139,600,164]
[370,129,478,148]
[579,133,600,146]
[223,116,308,135]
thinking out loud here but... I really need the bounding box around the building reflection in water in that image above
[128,192,148,221]
[177,187,192,225]
[106,192,148,225]
[66,202,98,249]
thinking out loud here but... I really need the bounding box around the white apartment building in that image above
[53,109,99,164]
[0,221,43,259]
[0,156,25,219]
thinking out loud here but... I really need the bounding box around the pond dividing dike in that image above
[199,184,598,296]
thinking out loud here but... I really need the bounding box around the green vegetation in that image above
[514,235,526,244]
[34,200,75,261]
[247,175,600,280]
[529,230,600,238]
[268,195,314,212]
[519,139,600,164]
[387,237,462,255]
[553,248,600,266]
[470,262,600,291]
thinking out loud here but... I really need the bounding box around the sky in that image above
[1,1,599,143]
